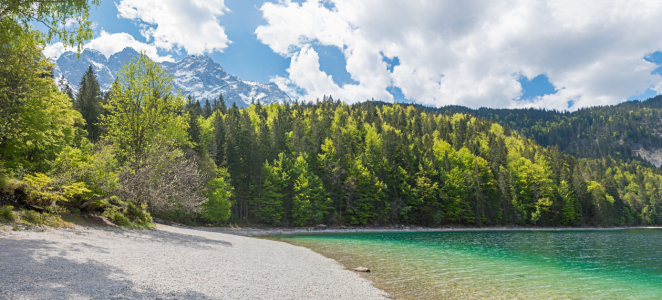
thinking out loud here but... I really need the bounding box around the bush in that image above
[125,202,153,225]
[21,209,42,225]
[100,199,154,229]
[0,206,17,222]
[103,206,130,227]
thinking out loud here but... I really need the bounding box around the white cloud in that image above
[43,42,67,61]
[85,30,174,62]
[256,0,662,110]
[43,31,174,62]
[116,0,230,55]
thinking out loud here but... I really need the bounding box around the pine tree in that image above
[75,65,104,141]
[203,98,213,118]
[559,180,576,225]
[187,108,203,154]
[292,154,332,225]
[211,112,226,167]
[346,159,384,225]
[214,93,227,115]
[255,161,285,225]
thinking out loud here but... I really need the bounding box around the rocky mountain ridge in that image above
[53,48,291,108]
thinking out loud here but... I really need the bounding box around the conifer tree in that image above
[256,161,286,224]
[559,180,576,225]
[292,154,332,225]
[187,106,203,154]
[203,98,212,118]
[75,65,104,141]
[211,112,226,167]
[213,93,227,115]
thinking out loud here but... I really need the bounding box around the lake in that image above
[270,229,662,299]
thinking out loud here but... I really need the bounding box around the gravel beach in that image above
[0,224,388,299]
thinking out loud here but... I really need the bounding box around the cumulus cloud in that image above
[116,0,231,55]
[84,31,174,62]
[43,42,68,61]
[257,0,662,109]
[42,31,174,62]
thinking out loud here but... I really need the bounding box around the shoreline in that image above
[195,225,662,236]
[0,224,389,299]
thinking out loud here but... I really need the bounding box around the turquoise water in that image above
[272,229,662,299]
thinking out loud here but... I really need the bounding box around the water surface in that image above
[271,229,662,299]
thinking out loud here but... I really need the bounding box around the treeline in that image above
[387,96,662,162]
[187,97,662,226]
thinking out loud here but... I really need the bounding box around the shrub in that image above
[102,206,130,227]
[22,173,65,207]
[0,206,17,222]
[21,209,42,225]
[100,200,154,229]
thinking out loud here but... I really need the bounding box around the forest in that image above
[179,95,662,227]
[2,1,662,228]
[408,96,662,162]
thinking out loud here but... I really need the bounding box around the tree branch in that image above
[80,189,119,208]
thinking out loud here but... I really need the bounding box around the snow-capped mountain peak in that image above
[53,47,291,107]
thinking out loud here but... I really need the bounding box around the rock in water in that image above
[355,267,370,272]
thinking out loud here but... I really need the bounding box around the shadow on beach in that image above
[0,234,218,299]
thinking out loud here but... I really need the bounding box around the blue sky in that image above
[43,0,662,110]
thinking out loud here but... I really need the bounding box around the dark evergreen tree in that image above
[203,98,212,118]
[74,65,104,141]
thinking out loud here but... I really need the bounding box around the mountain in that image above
[53,47,291,108]
[54,49,115,91]
[362,95,662,167]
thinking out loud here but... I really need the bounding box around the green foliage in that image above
[0,1,99,52]
[0,26,83,172]
[21,209,41,224]
[255,161,285,225]
[425,96,662,162]
[49,140,119,201]
[201,168,233,223]
[22,173,66,207]
[291,154,332,226]
[74,65,105,141]
[0,205,17,222]
[187,99,662,227]
[103,206,130,226]
[102,199,154,229]
[103,53,190,168]
[559,180,576,225]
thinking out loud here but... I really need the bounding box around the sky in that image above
[42,0,662,110]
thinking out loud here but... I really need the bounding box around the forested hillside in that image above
[186,96,662,227]
[392,96,662,163]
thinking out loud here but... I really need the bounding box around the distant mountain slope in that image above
[53,48,291,108]
[362,95,662,166]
